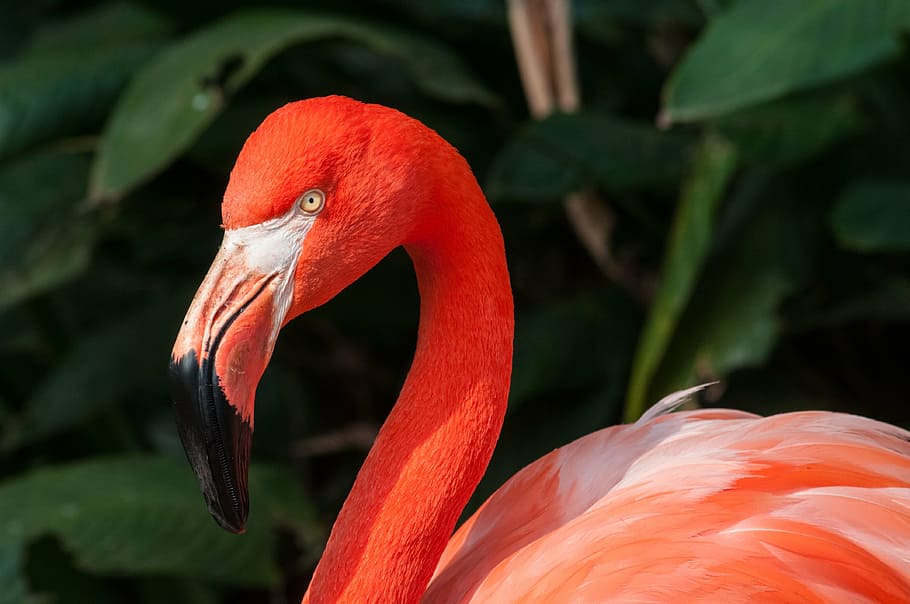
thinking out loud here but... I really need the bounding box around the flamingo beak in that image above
[168,223,301,534]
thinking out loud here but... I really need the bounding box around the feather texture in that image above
[426,401,910,602]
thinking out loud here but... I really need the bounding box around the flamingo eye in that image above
[297,189,325,214]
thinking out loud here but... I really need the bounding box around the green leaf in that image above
[0,457,313,586]
[714,91,862,165]
[0,539,27,604]
[663,0,910,123]
[23,2,171,58]
[0,49,158,159]
[0,3,171,158]
[0,152,90,262]
[91,9,496,200]
[624,134,738,421]
[488,112,693,202]
[830,180,910,252]
[6,299,185,447]
[646,183,822,400]
[0,152,99,312]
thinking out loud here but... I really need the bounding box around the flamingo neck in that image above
[303,174,514,604]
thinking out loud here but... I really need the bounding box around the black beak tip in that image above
[169,350,252,535]
[207,494,248,534]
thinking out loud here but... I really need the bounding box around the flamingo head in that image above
[169,96,444,532]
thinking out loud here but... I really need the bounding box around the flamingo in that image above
[168,96,910,603]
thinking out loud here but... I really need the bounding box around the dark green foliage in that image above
[1,0,908,600]
[91,9,496,200]
[0,458,313,584]
[831,181,910,252]
[0,152,97,311]
[0,3,172,160]
[663,0,910,122]
[488,112,693,201]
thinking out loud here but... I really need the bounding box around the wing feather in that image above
[425,393,910,603]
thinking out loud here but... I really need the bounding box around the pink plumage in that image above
[429,401,910,602]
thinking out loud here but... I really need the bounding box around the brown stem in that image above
[507,0,653,303]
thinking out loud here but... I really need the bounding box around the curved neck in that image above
[303,173,514,603]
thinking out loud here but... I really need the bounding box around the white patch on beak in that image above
[218,205,318,339]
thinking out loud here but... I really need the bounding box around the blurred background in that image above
[1,0,909,601]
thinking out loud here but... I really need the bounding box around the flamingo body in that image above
[428,398,910,602]
[168,96,910,603]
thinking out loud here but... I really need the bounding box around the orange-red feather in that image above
[426,406,910,602]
